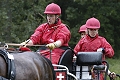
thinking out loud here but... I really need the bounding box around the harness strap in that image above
[0,49,16,80]
[0,76,8,80]
[59,46,70,50]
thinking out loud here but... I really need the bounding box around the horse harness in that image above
[0,49,16,80]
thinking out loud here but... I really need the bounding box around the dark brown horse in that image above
[0,49,54,80]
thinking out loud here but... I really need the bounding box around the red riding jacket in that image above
[74,35,114,80]
[30,19,71,64]
[74,34,114,60]
[74,34,114,80]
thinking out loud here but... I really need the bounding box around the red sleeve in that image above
[74,40,81,55]
[56,24,71,46]
[30,24,46,44]
[102,38,114,58]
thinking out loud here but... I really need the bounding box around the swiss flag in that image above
[55,70,67,80]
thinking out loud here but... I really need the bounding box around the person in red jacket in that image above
[78,24,87,38]
[73,25,87,62]
[74,17,115,80]
[21,3,71,64]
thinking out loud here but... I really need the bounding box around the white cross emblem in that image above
[57,73,64,80]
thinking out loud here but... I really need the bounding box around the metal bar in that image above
[6,43,46,47]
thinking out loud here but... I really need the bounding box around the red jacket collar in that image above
[48,18,62,28]
[86,34,99,41]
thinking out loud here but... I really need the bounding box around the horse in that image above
[0,49,54,80]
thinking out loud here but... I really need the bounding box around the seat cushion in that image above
[76,52,102,66]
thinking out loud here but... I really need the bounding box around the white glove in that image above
[108,72,116,79]
[105,65,116,79]
[73,56,77,62]
[97,48,105,53]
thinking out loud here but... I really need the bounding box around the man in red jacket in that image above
[74,17,115,80]
[21,3,71,64]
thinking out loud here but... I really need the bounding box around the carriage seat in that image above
[76,52,102,66]
[75,52,103,79]
[58,48,74,73]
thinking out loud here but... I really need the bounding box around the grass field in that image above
[106,58,120,80]
[106,58,120,74]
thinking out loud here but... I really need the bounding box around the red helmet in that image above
[85,17,100,29]
[44,3,61,15]
[79,25,87,33]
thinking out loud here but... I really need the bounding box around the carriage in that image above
[0,42,119,80]
[53,47,120,80]
[53,48,107,80]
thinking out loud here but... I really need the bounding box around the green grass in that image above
[106,58,120,80]
[106,58,120,74]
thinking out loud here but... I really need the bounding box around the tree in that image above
[0,0,120,57]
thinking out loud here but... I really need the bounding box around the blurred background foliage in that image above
[0,0,120,58]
